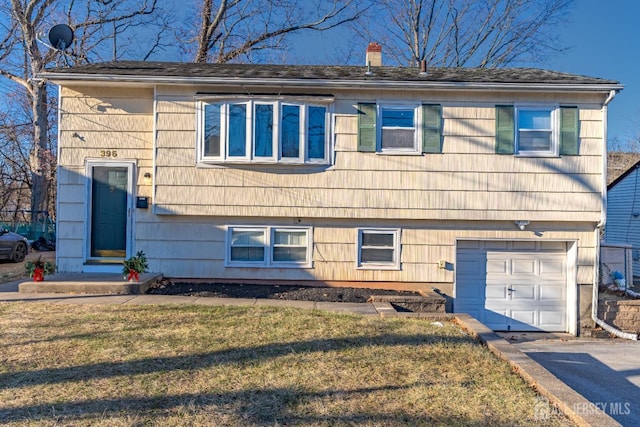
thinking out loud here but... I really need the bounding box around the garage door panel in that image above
[512,241,537,250]
[510,285,536,301]
[487,259,509,274]
[540,259,565,275]
[485,285,507,299]
[512,259,536,274]
[511,310,536,325]
[540,285,565,301]
[455,240,568,332]
[539,310,565,329]
[482,241,509,250]
[539,241,567,251]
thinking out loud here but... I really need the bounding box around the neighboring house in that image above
[605,160,640,277]
[40,45,622,334]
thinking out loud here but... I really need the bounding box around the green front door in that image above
[90,166,129,258]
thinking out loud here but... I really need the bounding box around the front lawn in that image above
[0,303,572,426]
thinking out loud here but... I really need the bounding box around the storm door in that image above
[87,163,133,261]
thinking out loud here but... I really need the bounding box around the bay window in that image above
[199,99,329,164]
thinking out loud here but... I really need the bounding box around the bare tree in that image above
[356,0,573,67]
[0,0,167,221]
[192,0,367,63]
[0,109,32,221]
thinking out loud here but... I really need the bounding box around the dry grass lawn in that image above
[0,303,573,426]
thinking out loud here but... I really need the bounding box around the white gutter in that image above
[37,72,624,93]
[600,89,618,229]
[592,89,638,340]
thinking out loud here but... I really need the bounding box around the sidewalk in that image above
[0,278,380,315]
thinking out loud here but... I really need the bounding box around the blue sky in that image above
[545,0,639,146]
[290,0,638,147]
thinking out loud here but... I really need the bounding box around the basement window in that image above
[226,226,312,268]
[357,228,401,270]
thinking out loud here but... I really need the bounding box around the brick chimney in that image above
[366,42,382,67]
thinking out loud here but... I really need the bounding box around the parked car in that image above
[0,229,29,262]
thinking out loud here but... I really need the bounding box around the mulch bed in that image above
[147,280,421,303]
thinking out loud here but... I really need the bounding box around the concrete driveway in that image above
[501,333,640,426]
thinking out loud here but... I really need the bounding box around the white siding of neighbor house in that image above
[55,83,604,287]
[606,165,640,276]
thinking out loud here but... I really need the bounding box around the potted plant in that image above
[123,251,148,282]
[25,257,56,282]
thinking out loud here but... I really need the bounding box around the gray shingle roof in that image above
[41,60,621,87]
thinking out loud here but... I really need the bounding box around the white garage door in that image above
[455,241,568,332]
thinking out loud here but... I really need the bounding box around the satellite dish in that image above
[48,24,74,51]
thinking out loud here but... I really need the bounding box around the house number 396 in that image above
[100,150,118,158]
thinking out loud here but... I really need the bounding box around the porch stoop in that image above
[18,273,163,295]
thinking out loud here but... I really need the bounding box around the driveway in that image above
[502,333,640,426]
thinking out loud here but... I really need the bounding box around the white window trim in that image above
[356,228,401,270]
[197,99,331,165]
[225,226,313,268]
[279,102,304,163]
[376,103,422,154]
[515,104,560,157]
[253,101,278,161]
[225,102,252,161]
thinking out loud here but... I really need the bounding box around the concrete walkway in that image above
[0,277,382,315]
[0,277,627,426]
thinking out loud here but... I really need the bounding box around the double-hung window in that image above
[495,105,579,156]
[357,228,401,270]
[516,107,557,155]
[199,99,329,164]
[358,103,442,154]
[380,106,417,151]
[227,226,312,268]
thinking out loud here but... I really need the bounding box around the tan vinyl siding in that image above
[156,113,195,132]
[59,113,152,133]
[60,96,152,115]
[152,204,602,222]
[58,130,151,148]
[56,87,154,271]
[154,186,601,213]
[129,216,596,286]
[58,86,154,167]
[55,82,604,288]
[151,86,604,222]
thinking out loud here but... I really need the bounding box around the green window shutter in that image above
[422,104,442,153]
[495,105,515,154]
[357,103,377,152]
[559,106,579,155]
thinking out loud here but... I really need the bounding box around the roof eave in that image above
[38,72,624,92]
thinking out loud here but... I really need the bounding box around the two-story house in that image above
[41,47,622,334]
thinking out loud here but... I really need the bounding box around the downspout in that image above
[592,90,638,340]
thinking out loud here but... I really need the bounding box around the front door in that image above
[87,163,133,262]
